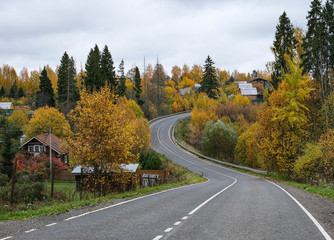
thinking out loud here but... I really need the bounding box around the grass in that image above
[174,118,334,203]
[0,153,205,221]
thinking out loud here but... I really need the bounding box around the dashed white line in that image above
[46,223,57,227]
[164,227,173,233]
[152,235,163,240]
[174,221,181,226]
[0,236,13,240]
[182,216,188,220]
[25,229,36,233]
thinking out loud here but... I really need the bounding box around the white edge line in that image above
[152,235,163,240]
[269,181,332,240]
[0,237,13,240]
[174,221,181,225]
[64,178,210,221]
[25,229,36,233]
[188,179,237,215]
[182,216,188,220]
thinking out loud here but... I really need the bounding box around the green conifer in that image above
[85,44,102,92]
[199,55,219,99]
[36,67,55,108]
[101,45,116,91]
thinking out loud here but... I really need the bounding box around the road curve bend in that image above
[2,113,332,240]
[150,113,332,240]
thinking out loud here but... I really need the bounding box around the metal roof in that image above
[240,89,258,96]
[71,164,139,175]
[0,102,14,109]
[238,83,254,89]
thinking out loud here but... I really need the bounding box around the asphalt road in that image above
[5,113,332,240]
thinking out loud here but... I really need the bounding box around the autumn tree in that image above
[8,110,29,130]
[57,52,79,113]
[171,65,182,80]
[258,58,313,174]
[36,67,55,108]
[24,106,71,139]
[271,12,297,89]
[199,56,219,99]
[67,87,140,194]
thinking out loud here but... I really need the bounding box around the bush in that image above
[293,143,322,183]
[0,173,9,187]
[139,151,162,170]
[201,120,238,160]
[0,170,45,204]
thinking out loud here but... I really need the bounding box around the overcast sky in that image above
[0,0,311,76]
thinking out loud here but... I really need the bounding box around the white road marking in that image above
[0,237,13,240]
[269,181,332,240]
[164,228,173,233]
[46,223,57,227]
[25,229,36,233]
[174,221,181,225]
[152,235,163,240]
[182,216,188,220]
[188,179,237,215]
[64,179,209,221]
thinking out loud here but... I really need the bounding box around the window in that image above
[28,146,34,152]
[64,155,68,164]
[34,145,40,152]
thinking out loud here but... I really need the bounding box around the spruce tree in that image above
[302,0,324,80]
[36,67,55,108]
[101,45,116,91]
[85,44,102,92]
[133,66,144,105]
[199,55,219,99]
[18,87,25,98]
[0,86,5,97]
[9,80,18,99]
[271,11,296,89]
[117,59,126,97]
[57,52,79,104]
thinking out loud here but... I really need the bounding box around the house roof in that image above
[71,164,139,175]
[179,89,191,96]
[240,89,258,96]
[250,77,268,83]
[0,102,14,110]
[21,133,67,155]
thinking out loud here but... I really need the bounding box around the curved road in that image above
[4,113,332,240]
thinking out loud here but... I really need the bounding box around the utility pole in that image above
[144,57,146,95]
[157,55,160,115]
[49,126,54,198]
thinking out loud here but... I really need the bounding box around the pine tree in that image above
[302,0,334,130]
[18,87,25,98]
[271,11,296,89]
[117,59,126,97]
[0,86,5,97]
[57,52,79,104]
[101,45,116,91]
[302,0,324,80]
[36,67,55,108]
[85,44,102,92]
[133,66,144,105]
[0,118,19,179]
[199,55,219,99]
[9,80,18,99]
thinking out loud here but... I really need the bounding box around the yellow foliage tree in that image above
[257,59,313,173]
[234,94,250,105]
[66,87,144,193]
[8,110,29,130]
[24,106,71,139]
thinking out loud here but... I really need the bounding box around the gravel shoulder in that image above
[275,181,334,238]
